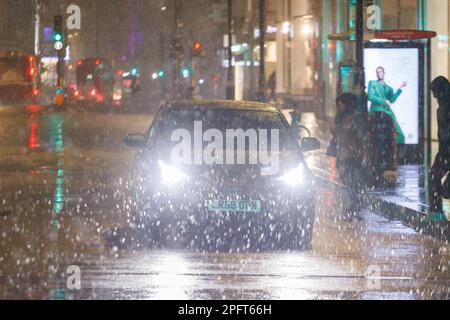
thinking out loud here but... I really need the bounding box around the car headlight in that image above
[277,165,304,187]
[158,160,189,186]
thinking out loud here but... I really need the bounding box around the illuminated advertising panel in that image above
[364,42,424,163]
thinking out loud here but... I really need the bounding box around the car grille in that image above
[198,164,262,190]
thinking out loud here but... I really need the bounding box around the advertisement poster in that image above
[364,47,420,145]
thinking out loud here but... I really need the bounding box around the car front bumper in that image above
[133,181,316,250]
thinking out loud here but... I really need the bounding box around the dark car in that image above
[125,100,321,251]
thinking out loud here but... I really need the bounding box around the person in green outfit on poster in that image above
[368,66,408,144]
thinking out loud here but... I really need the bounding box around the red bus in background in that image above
[0,54,41,104]
[74,58,114,108]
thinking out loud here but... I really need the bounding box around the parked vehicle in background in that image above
[74,58,114,109]
[0,54,41,104]
[112,71,141,110]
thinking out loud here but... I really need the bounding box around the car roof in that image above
[165,100,280,113]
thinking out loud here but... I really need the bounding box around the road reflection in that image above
[1,107,449,300]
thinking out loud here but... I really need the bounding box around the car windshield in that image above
[151,107,297,153]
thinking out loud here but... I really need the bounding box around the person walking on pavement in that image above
[368,66,407,144]
[429,76,450,221]
[329,93,368,217]
[267,71,276,102]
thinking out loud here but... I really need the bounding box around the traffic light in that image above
[193,41,202,57]
[194,41,202,51]
[53,32,63,42]
[181,66,191,78]
[152,69,166,80]
[157,69,165,78]
[171,38,183,56]
[131,67,139,76]
[53,15,65,53]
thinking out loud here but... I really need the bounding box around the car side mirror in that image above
[124,133,146,148]
[301,137,321,152]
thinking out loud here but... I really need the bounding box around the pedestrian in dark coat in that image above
[330,93,368,216]
[429,76,450,219]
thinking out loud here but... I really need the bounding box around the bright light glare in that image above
[113,90,122,101]
[282,21,290,34]
[158,160,189,185]
[53,33,62,41]
[302,24,313,36]
[277,165,304,187]
[152,72,158,80]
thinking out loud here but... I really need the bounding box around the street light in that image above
[281,21,290,34]
[226,0,235,100]
[302,23,313,36]
[257,0,266,103]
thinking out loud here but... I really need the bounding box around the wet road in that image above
[0,104,449,300]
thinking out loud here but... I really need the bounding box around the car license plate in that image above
[207,200,261,213]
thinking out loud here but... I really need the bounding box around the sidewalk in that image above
[281,110,450,243]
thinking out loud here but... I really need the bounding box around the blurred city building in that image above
[0,0,448,126]
[0,0,33,54]
[234,0,449,122]
[247,0,450,140]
